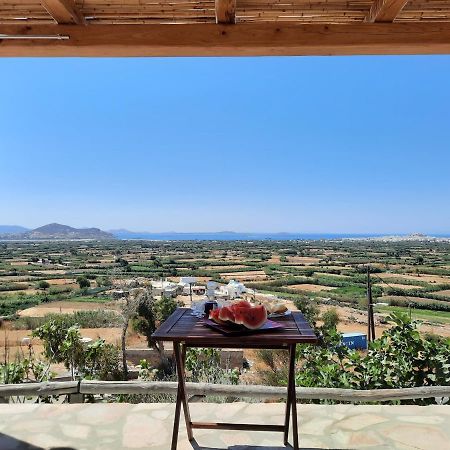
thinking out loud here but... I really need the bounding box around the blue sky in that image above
[1,56,450,234]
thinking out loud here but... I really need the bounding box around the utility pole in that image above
[367,265,376,342]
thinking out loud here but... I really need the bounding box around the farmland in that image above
[1,238,450,363]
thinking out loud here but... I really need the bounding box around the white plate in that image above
[267,310,291,319]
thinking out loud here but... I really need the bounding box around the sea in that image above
[113,231,387,241]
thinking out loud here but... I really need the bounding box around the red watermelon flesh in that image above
[234,305,267,329]
[209,309,226,325]
[218,306,235,323]
[231,306,252,324]
[231,300,252,310]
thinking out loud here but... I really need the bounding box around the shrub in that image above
[293,297,319,327]
[295,312,450,404]
[321,308,340,331]
[154,296,182,323]
[14,310,122,330]
[32,319,122,381]
[38,281,50,290]
[76,276,90,289]
[0,283,28,292]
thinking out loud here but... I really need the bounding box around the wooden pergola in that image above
[1,0,450,56]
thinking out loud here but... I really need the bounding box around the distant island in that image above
[0,223,115,241]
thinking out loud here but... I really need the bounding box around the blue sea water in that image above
[112,231,386,241]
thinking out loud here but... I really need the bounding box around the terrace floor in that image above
[0,402,448,450]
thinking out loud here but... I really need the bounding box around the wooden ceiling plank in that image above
[2,22,450,57]
[366,0,409,23]
[41,0,86,25]
[215,0,236,23]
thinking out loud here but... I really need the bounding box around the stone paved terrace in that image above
[0,403,449,450]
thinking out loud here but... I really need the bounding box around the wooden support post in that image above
[41,0,86,25]
[367,266,375,342]
[215,0,236,24]
[366,0,408,23]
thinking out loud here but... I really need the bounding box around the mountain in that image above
[0,225,29,234]
[0,223,115,241]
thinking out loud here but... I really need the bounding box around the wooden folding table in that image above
[152,307,317,450]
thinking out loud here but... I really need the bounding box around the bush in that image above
[0,295,41,316]
[185,348,240,385]
[14,310,122,330]
[0,283,28,292]
[32,320,122,380]
[76,276,90,289]
[321,308,340,331]
[293,297,319,327]
[388,297,450,312]
[38,281,50,290]
[48,285,73,295]
[154,296,182,323]
[295,312,450,404]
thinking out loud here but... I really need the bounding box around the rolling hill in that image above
[0,223,115,241]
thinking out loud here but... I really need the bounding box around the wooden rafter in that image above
[41,0,86,25]
[2,23,450,57]
[366,0,409,23]
[215,0,236,24]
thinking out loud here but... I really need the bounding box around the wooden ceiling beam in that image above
[215,0,236,24]
[366,0,409,23]
[41,0,86,25]
[1,23,450,57]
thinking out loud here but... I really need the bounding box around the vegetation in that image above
[13,310,122,330]
[255,309,450,405]
[38,281,50,290]
[1,238,450,406]
[32,319,121,381]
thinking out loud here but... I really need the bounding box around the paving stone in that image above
[60,423,91,439]
[338,413,388,431]
[384,424,450,449]
[0,403,448,449]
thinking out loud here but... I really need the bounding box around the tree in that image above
[154,295,181,323]
[32,319,121,381]
[321,308,340,332]
[76,276,90,289]
[132,290,157,347]
[38,280,50,290]
[293,296,319,327]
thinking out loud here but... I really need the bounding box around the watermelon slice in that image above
[209,309,226,325]
[231,300,252,310]
[218,305,235,323]
[233,305,267,330]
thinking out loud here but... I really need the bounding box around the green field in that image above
[0,239,449,338]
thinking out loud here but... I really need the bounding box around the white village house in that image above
[151,280,179,298]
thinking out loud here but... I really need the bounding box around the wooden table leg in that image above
[179,344,194,440]
[171,342,183,450]
[288,344,299,450]
[284,344,298,449]
[171,342,194,450]
[283,346,292,445]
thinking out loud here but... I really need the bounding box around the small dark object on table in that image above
[204,300,217,316]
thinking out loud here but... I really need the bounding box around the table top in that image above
[152,308,317,348]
